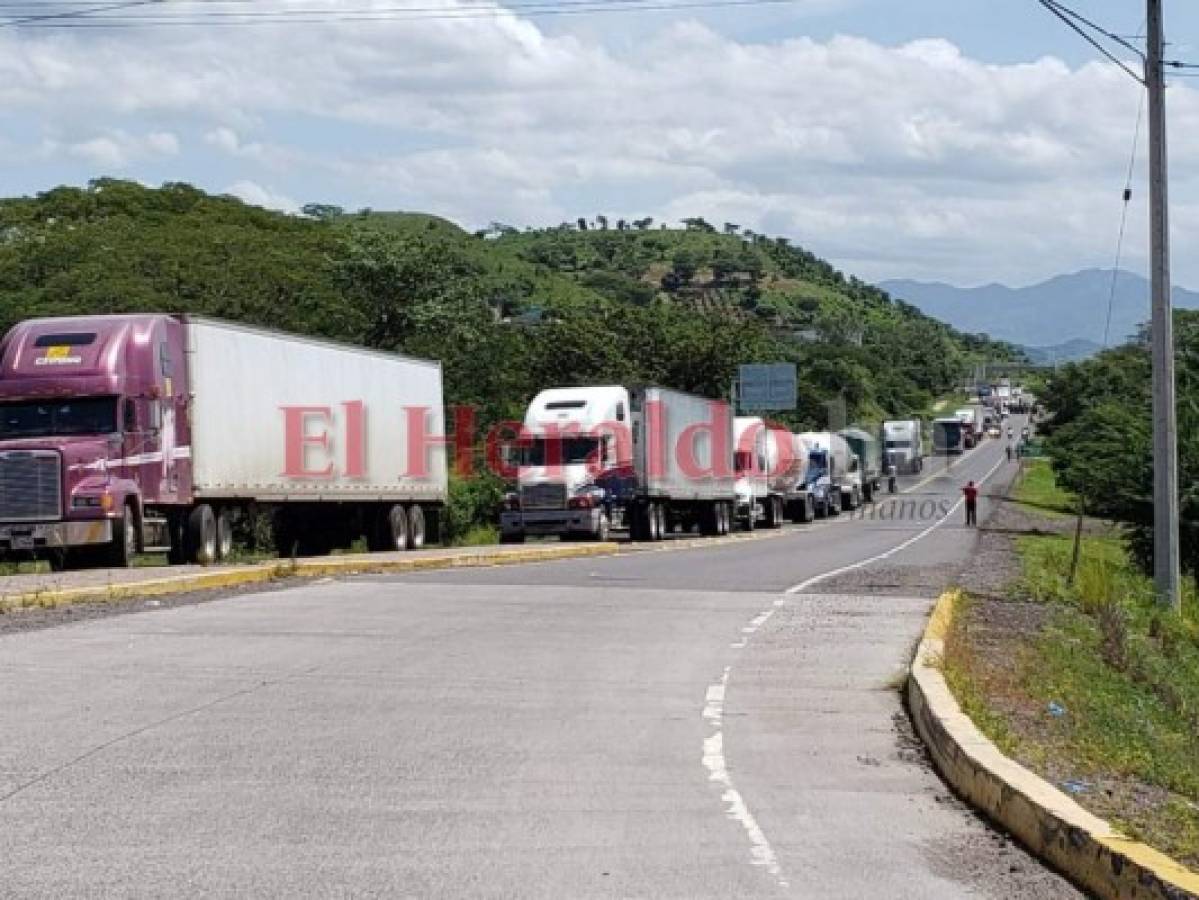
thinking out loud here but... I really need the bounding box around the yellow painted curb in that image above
[0,543,620,615]
[907,590,1199,900]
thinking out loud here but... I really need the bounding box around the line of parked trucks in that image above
[0,313,972,570]
[496,384,930,543]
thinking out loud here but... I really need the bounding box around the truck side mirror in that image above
[122,398,137,433]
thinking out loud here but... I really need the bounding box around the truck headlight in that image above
[72,492,114,511]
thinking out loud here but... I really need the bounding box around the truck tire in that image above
[406,504,426,550]
[386,504,409,551]
[215,508,234,561]
[500,531,526,544]
[593,512,611,542]
[863,482,873,503]
[744,502,757,531]
[103,505,137,569]
[718,502,730,536]
[188,504,218,565]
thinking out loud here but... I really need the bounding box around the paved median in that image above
[0,542,622,615]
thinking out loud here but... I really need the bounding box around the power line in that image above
[1034,0,1144,84]
[2,0,162,25]
[1,0,813,26]
[1102,90,1144,349]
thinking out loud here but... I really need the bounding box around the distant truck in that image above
[499,385,737,542]
[0,315,448,570]
[954,404,987,447]
[932,417,966,455]
[733,417,800,530]
[882,419,924,474]
[839,427,883,502]
[800,431,862,513]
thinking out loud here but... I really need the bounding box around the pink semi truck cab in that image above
[0,314,191,568]
[0,314,448,570]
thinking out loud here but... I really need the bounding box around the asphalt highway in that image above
[0,421,1082,897]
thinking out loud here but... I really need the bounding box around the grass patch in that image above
[944,454,1199,868]
[941,595,1021,757]
[1012,458,1074,517]
[453,524,499,547]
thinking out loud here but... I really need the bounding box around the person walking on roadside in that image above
[963,480,979,527]
[1006,444,1013,462]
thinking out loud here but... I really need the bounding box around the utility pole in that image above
[1146,0,1181,612]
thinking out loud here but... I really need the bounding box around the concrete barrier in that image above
[0,543,620,614]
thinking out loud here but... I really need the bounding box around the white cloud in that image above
[224,179,300,213]
[40,130,180,168]
[0,2,1195,285]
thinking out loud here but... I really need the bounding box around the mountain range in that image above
[880,269,1199,354]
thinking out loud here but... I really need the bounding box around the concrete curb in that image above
[0,543,620,614]
[907,590,1199,900]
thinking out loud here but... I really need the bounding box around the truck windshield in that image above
[885,439,911,449]
[0,397,118,439]
[522,436,602,466]
[806,452,828,483]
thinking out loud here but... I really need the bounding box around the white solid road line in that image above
[785,451,1009,595]
[706,445,1011,888]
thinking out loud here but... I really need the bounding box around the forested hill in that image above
[0,180,1021,429]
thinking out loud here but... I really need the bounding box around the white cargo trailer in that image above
[188,319,446,502]
[185,318,447,558]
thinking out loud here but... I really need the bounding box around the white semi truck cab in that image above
[500,385,738,543]
[882,419,924,475]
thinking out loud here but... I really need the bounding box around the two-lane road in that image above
[0,424,1080,897]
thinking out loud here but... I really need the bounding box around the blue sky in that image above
[2,0,1198,289]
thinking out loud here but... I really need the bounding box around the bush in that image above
[441,473,505,546]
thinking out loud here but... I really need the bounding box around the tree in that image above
[596,215,608,231]
[669,248,700,284]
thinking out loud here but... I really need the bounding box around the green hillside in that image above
[0,180,1021,432]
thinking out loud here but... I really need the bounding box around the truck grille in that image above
[520,483,567,510]
[0,451,62,522]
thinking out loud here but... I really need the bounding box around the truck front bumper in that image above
[500,508,602,537]
[0,520,113,553]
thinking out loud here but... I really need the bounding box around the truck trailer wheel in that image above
[744,502,757,531]
[188,504,218,565]
[386,504,410,551]
[215,509,234,561]
[500,531,526,544]
[406,504,426,550]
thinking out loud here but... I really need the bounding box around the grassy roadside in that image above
[943,459,1199,869]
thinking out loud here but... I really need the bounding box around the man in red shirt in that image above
[963,480,979,526]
